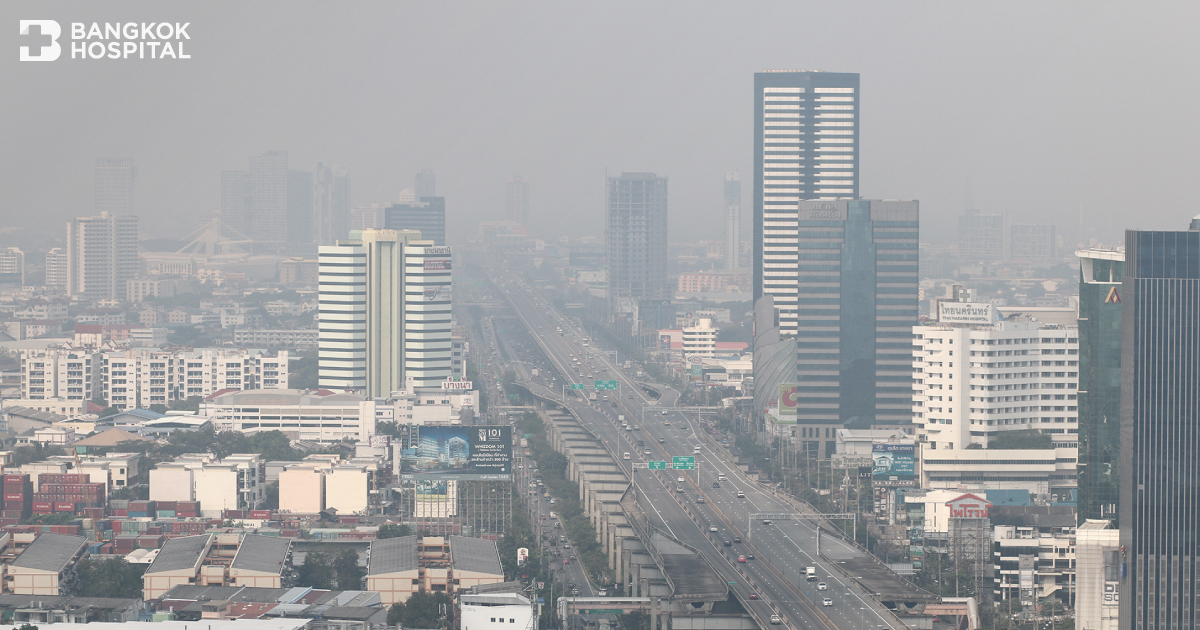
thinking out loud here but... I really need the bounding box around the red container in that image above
[157,501,177,510]
[32,508,51,515]
[146,527,162,535]
[176,511,196,518]
[223,509,244,519]
[248,510,271,520]
[3,475,26,482]
[32,502,52,510]
[111,508,128,517]
[54,502,75,513]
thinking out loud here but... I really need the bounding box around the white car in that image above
[817,582,828,591]
[677,477,685,483]
[822,598,832,607]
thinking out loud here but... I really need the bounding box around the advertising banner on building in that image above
[400,425,512,480]
[937,301,995,324]
[778,384,799,416]
[872,443,916,480]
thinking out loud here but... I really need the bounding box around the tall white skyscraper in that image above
[403,242,454,388]
[94,158,135,215]
[317,229,449,396]
[724,172,741,270]
[506,176,529,225]
[66,212,139,300]
[753,70,859,304]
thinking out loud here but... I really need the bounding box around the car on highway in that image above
[748,593,759,600]
[762,519,772,525]
[737,555,746,563]
[644,449,651,455]
[623,452,630,460]
[745,554,754,560]
[723,540,732,547]
[736,491,745,498]
[696,497,705,503]
[712,481,721,488]
[822,598,832,607]
[769,615,782,625]
[659,437,666,443]
[677,477,684,483]
[817,582,828,591]
[733,537,742,543]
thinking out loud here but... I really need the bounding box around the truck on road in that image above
[806,566,817,581]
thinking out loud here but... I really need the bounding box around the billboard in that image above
[778,384,798,416]
[399,425,512,480]
[937,301,995,324]
[872,443,916,480]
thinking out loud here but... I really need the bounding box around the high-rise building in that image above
[506,176,529,225]
[1010,224,1058,261]
[315,163,351,246]
[0,248,25,284]
[606,172,669,306]
[957,210,1004,261]
[220,171,253,236]
[724,172,741,271]
[787,199,918,427]
[250,150,289,244]
[403,242,454,388]
[317,229,444,396]
[66,212,139,301]
[94,158,135,215]
[43,248,68,287]
[385,197,446,246]
[286,170,314,247]
[753,70,860,301]
[415,169,436,199]
[1118,224,1200,629]
[914,316,1079,451]
[1076,247,1125,525]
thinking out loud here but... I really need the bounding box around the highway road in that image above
[485,266,910,630]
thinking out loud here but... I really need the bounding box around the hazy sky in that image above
[3,1,1198,248]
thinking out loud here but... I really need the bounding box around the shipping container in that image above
[248,510,271,519]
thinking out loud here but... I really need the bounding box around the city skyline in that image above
[6,2,1196,248]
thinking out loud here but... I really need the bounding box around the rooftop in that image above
[11,532,87,573]
[367,535,418,575]
[73,428,153,447]
[449,535,503,576]
[231,535,292,574]
[146,534,211,575]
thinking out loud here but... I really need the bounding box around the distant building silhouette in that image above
[94,158,135,215]
[385,197,446,246]
[957,209,1004,261]
[506,176,529,225]
[315,163,351,245]
[415,168,436,198]
[724,172,740,271]
[67,212,139,300]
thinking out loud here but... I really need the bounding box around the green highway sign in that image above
[727,581,737,586]
[672,456,696,470]
[648,461,666,470]
[508,394,520,400]
[594,380,618,390]
[584,610,623,615]
[570,384,586,390]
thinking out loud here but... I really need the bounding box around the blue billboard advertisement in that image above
[872,443,916,480]
[399,425,512,480]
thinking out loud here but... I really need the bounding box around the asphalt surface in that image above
[485,268,911,630]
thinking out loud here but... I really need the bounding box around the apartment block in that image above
[914,317,1079,451]
[98,348,289,410]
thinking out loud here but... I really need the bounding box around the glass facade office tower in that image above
[753,70,859,305]
[507,176,529,225]
[385,198,446,246]
[725,172,741,270]
[957,209,1004,261]
[790,199,918,426]
[606,172,670,303]
[94,158,135,215]
[1076,248,1125,525]
[1118,227,1200,629]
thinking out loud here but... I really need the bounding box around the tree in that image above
[73,558,146,598]
[297,552,335,589]
[402,592,454,629]
[618,611,650,630]
[387,601,406,626]
[377,523,413,539]
[290,352,318,390]
[334,548,364,590]
[263,481,279,510]
[989,429,1052,450]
